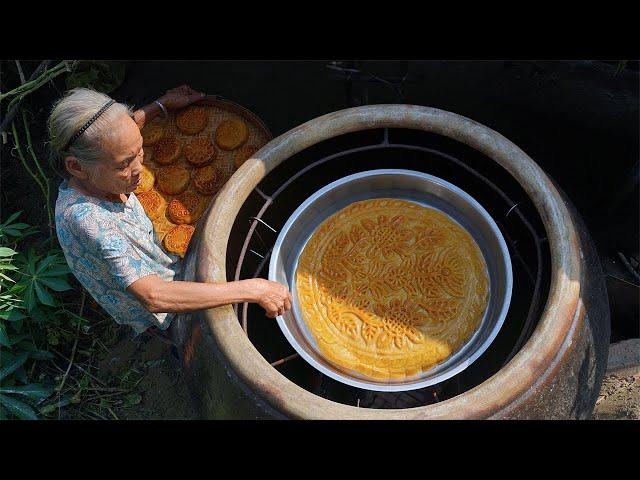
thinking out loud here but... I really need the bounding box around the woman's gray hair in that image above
[48,88,134,172]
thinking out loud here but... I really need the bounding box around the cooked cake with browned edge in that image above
[192,165,223,195]
[233,144,259,169]
[296,198,489,381]
[156,165,191,195]
[134,165,156,194]
[176,106,208,135]
[141,122,165,146]
[153,136,182,165]
[139,98,271,258]
[184,136,217,167]
[163,224,195,257]
[215,118,249,150]
[136,189,167,220]
[167,191,205,225]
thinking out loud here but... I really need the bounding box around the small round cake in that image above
[192,165,222,195]
[233,144,259,169]
[136,189,166,220]
[153,136,181,165]
[167,191,204,224]
[133,165,155,194]
[141,122,165,146]
[156,166,191,195]
[176,106,208,135]
[215,118,248,150]
[184,136,217,167]
[163,224,195,257]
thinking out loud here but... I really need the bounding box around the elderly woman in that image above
[50,86,291,339]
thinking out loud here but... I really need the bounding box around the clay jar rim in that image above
[195,104,582,419]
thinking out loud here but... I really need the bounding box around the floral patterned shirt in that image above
[54,179,181,334]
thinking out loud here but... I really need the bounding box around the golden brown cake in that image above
[295,198,489,381]
[152,213,177,243]
[175,106,208,135]
[141,122,165,146]
[134,165,156,194]
[215,118,248,150]
[163,224,195,257]
[183,136,217,167]
[156,166,190,195]
[167,190,204,224]
[136,189,166,221]
[153,136,181,165]
[233,144,259,169]
[192,165,222,196]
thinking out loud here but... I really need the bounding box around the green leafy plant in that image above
[0,213,64,419]
[1,61,151,420]
[65,61,127,94]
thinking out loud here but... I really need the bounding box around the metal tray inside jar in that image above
[268,169,513,392]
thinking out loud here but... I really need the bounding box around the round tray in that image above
[268,169,513,392]
[142,94,272,253]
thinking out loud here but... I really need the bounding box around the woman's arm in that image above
[127,275,292,318]
[132,102,164,129]
[133,84,206,130]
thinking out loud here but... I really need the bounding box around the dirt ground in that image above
[102,331,197,420]
[591,339,640,420]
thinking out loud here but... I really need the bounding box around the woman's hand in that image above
[157,84,206,111]
[246,278,292,318]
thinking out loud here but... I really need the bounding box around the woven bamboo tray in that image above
[140,95,272,256]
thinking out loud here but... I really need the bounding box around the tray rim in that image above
[269,168,513,392]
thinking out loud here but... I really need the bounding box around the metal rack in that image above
[229,127,549,408]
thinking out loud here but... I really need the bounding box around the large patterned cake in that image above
[295,198,489,381]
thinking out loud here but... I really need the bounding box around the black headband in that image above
[63,99,116,151]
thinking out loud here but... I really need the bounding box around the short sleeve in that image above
[68,207,157,290]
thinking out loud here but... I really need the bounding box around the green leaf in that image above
[1,229,22,238]
[0,383,52,400]
[0,324,9,346]
[25,249,41,275]
[124,393,142,408]
[29,307,49,324]
[0,211,22,227]
[39,404,56,416]
[5,333,28,346]
[39,395,72,416]
[37,277,73,292]
[28,349,54,361]
[35,254,63,275]
[39,265,72,278]
[0,350,29,381]
[4,308,26,322]
[0,393,38,420]
[34,282,56,307]
[0,247,17,257]
[47,332,59,345]
[23,284,36,312]
[6,223,29,230]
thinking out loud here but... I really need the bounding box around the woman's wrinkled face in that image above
[88,114,145,195]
